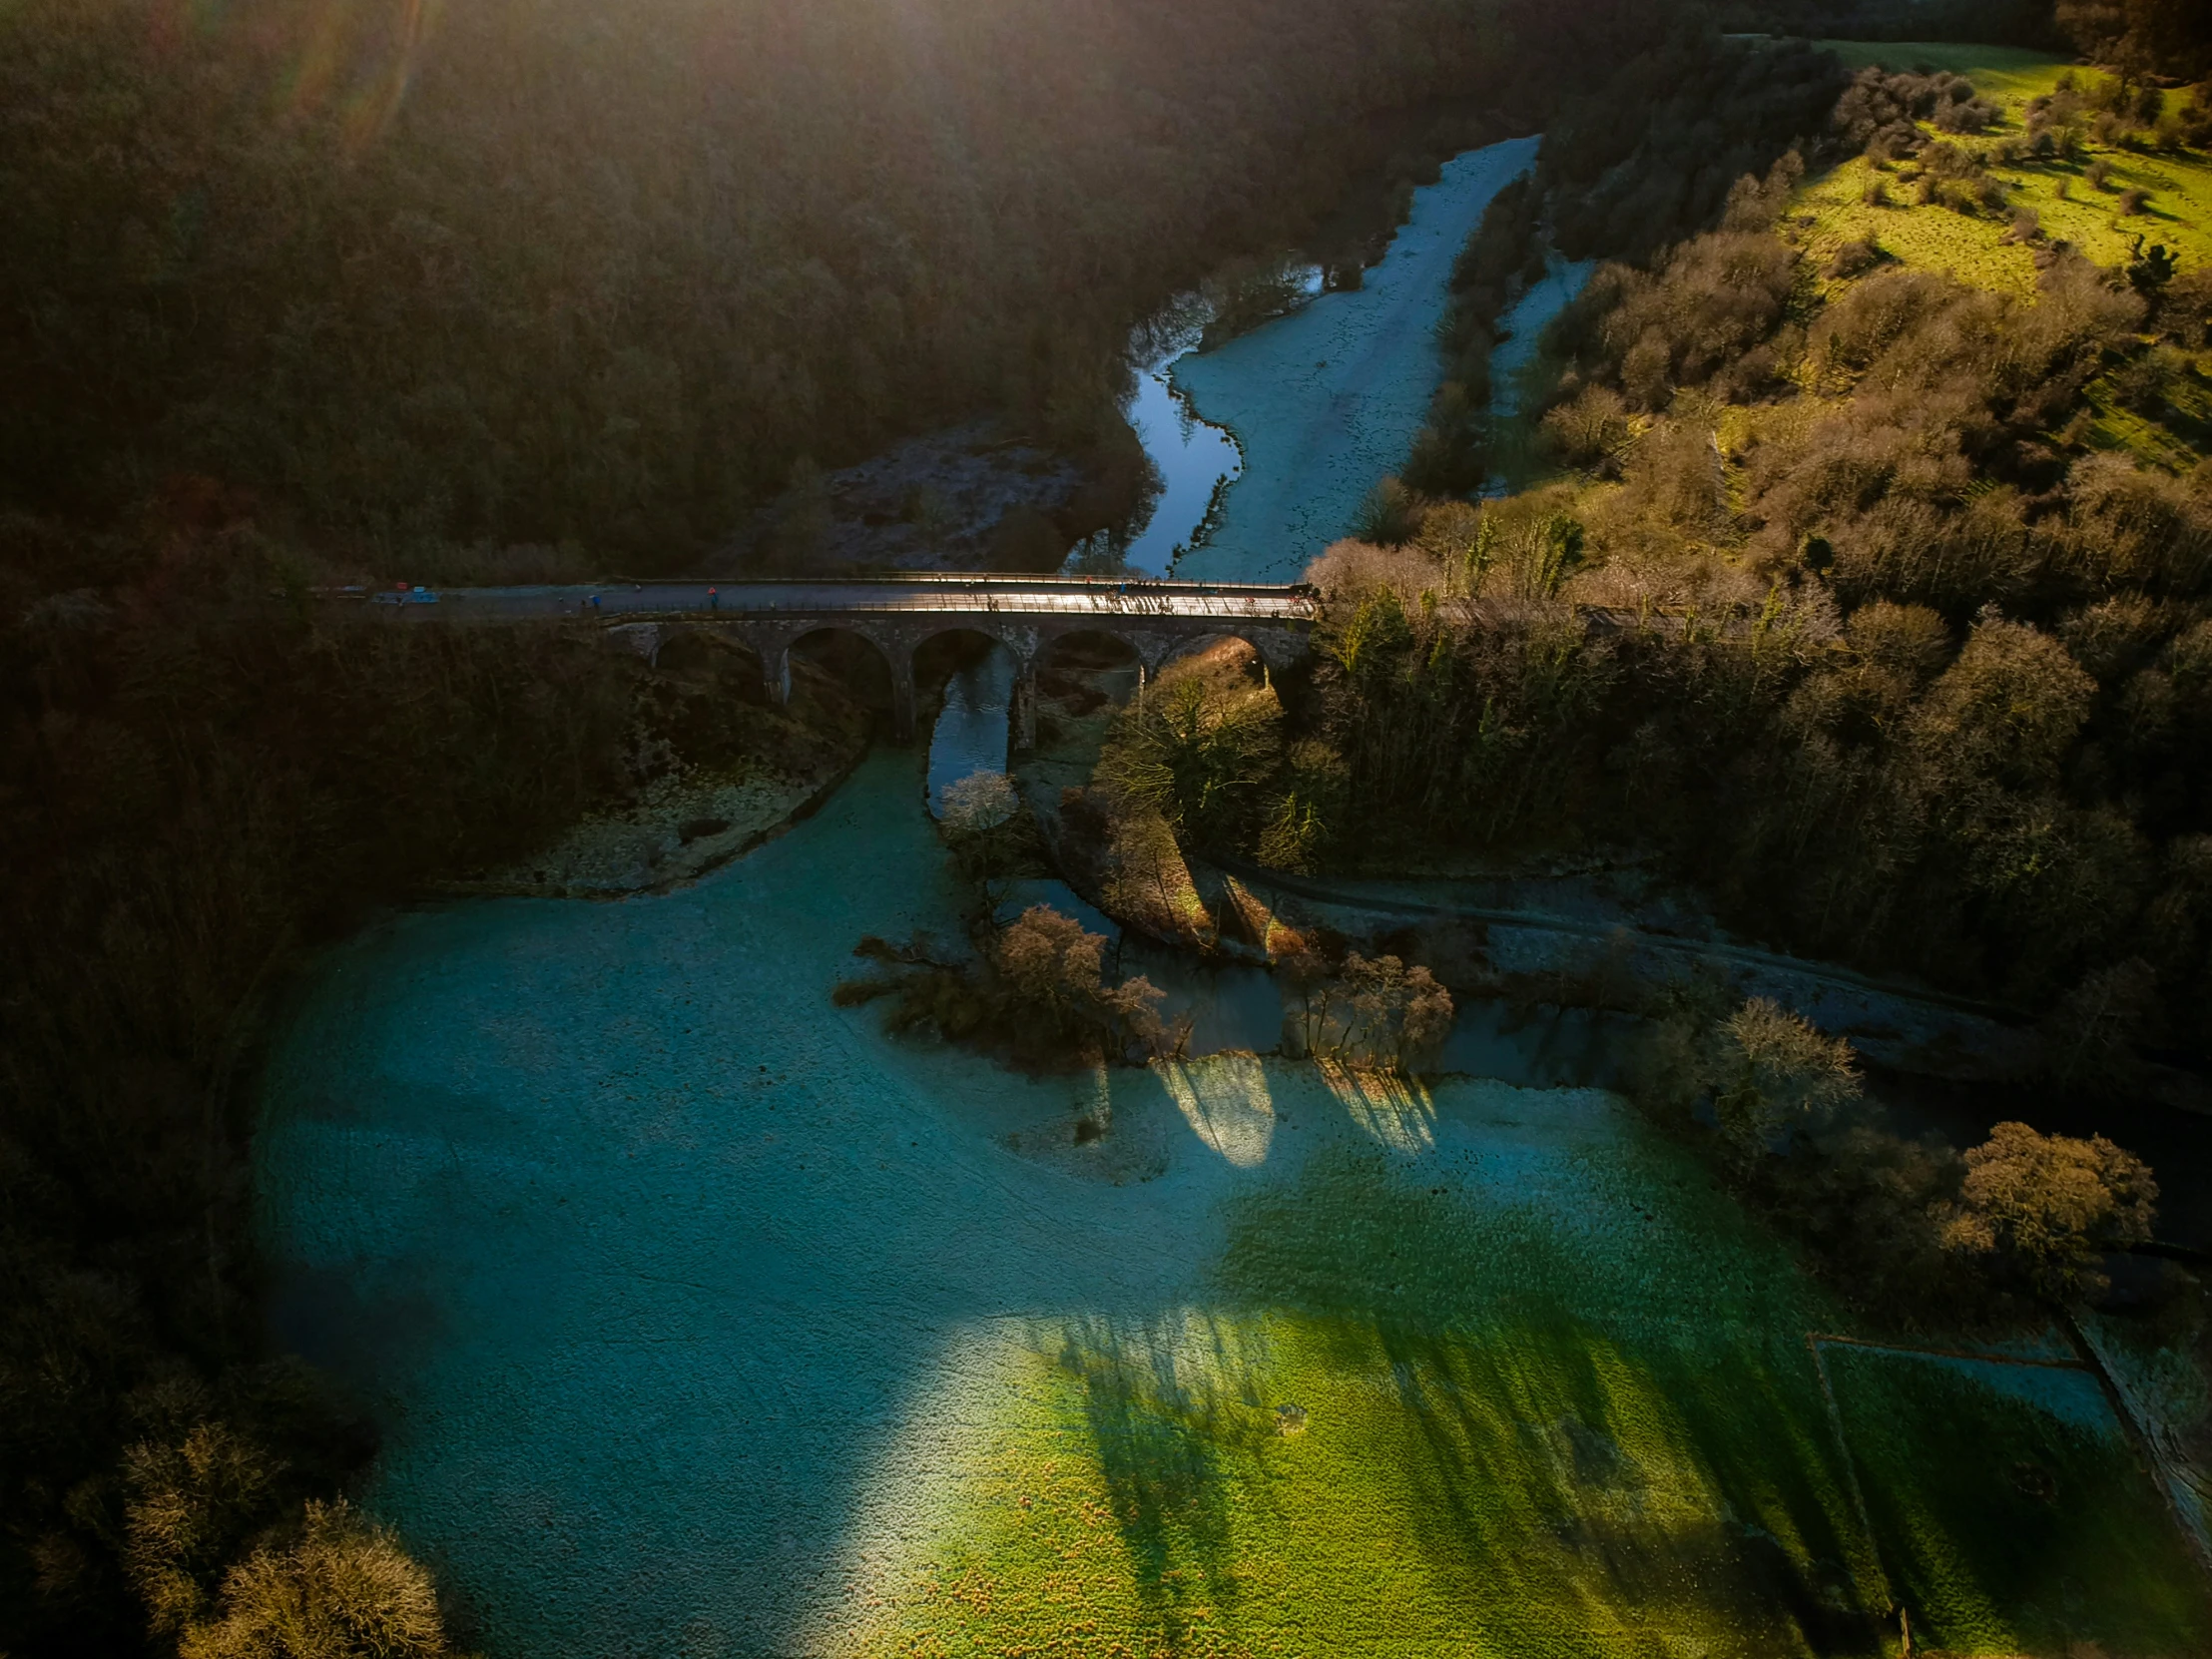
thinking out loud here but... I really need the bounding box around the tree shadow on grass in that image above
[1373,1320,1885,1655]
[1825,1346,2212,1655]
[1213,1139,1889,1654]
[1049,1312,1276,1646]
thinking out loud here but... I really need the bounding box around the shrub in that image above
[839,907,1166,1066]
[1847,601,1952,682]
[1710,999,1863,1164]
[995,905,1163,1051]
[1095,652,1285,852]
[1915,617,2096,789]
[1254,740,1348,872]
[179,1501,453,1659]
[125,1423,283,1638]
[1353,476,1423,545]
[1943,1122,2157,1300]
[1826,238,1884,279]
[938,770,1040,898]
[1293,952,1454,1073]
[1538,383,1634,470]
[2159,268,2212,346]
[2039,956,2161,1092]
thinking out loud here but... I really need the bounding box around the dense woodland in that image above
[1299,38,2212,1032]
[1405,31,1853,492]
[0,0,1680,570]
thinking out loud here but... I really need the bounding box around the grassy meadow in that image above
[1796,41,2212,473]
[828,1072,2210,1659]
[1826,1343,2211,1653]
[1804,40,2212,282]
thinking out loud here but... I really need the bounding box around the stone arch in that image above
[912,623,1041,752]
[785,624,916,740]
[649,624,766,687]
[1153,630,1270,680]
[1025,628,1153,752]
[910,623,1022,685]
[1032,626,1145,676]
[1234,625,1315,677]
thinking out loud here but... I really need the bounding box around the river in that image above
[252,134,2205,1657]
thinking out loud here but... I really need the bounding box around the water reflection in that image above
[925,648,1015,817]
[1172,138,1542,583]
[1072,297,1244,579]
[1116,355,1243,576]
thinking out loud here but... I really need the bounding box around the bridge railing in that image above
[315,574,1321,622]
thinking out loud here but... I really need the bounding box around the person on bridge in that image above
[708,587,719,612]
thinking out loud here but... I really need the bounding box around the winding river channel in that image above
[255,136,2212,1657]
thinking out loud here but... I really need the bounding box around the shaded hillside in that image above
[0,0,1671,567]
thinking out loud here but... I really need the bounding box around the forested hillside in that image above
[1292,32,2212,1044]
[0,0,1664,566]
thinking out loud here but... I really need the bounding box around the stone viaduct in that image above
[577,576,1321,746]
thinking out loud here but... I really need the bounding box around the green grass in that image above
[1802,43,2212,290]
[1825,1343,2212,1654]
[831,1070,2212,1657]
[1820,40,2082,103]
[1795,42,2212,471]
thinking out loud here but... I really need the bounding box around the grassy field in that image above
[258,746,2212,1657]
[836,1087,2212,1658]
[1802,41,2212,290]
[1789,42,2212,474]
[1824,1342,2210,1653]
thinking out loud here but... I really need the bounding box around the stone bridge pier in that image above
[605,612,1313,749]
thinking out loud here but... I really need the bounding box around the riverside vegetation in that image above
[1059,26,2212,1328]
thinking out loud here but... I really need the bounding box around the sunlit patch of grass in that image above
[1313,1059,1435,1153]
[850,1105,1889,1655]
[1825,1344,2212,1654]
[1154,1053,1279,1167]
[2086,385,2208,472]
[1793,67,2212,296]
[1795,154,2044,297]
[1792,42,2212,472]
[2089,348,2212,469]
[831,1076,2212,1655]
[862,1310,1884,1658]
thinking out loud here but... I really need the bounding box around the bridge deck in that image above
[345,576,1317,623]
